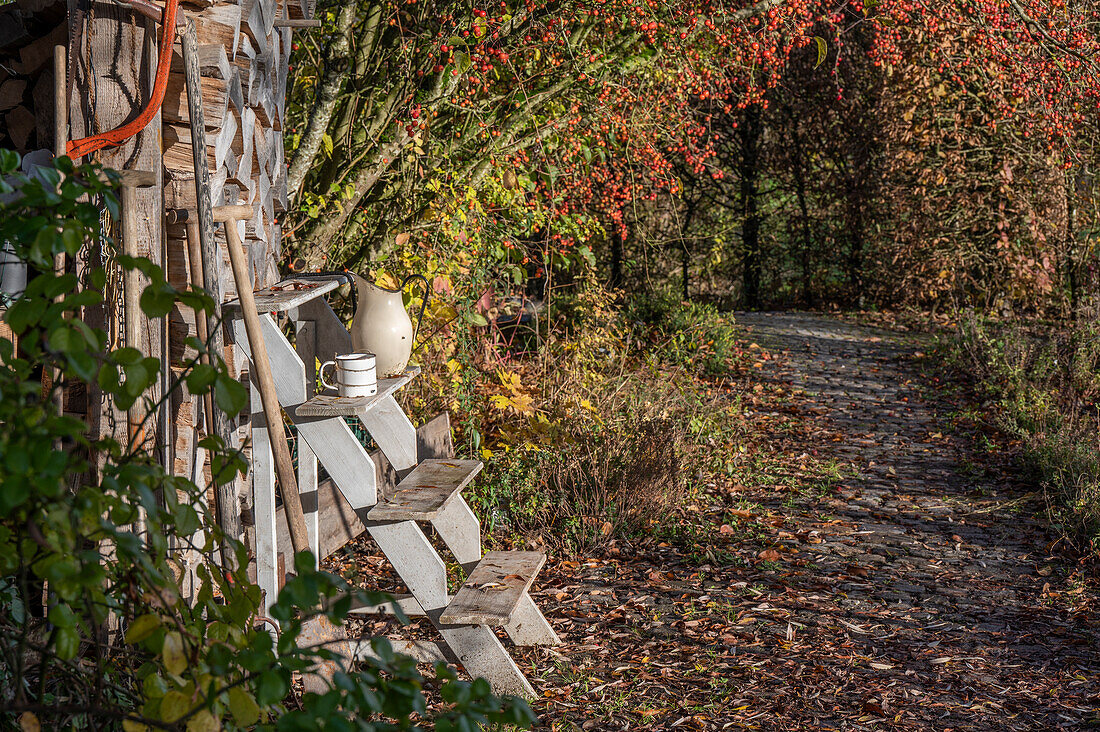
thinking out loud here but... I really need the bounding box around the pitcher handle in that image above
[402,274,431,351]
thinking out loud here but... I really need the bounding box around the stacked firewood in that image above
[0,0,65,153]
[159,0,308,494]
[3,0,307,542]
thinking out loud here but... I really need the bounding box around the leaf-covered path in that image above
[519,312,1100,730]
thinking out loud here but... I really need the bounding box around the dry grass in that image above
[532,419,685,553]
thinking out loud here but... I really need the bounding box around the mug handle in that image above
[319,361,338,391]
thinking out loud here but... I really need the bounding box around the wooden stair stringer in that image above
[237,315,377,508]
[367,520,535,697]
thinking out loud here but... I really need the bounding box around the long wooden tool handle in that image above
[182,19,242,562]
[222,219,311,556]
[121,181,146,450]
[184,221,216,438]
[50,45,67,422]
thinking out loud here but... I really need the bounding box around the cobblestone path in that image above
[728,312,1100,729]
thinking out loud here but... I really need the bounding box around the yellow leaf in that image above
[160,690,190,723]
[121,722,149,732]
[227,687,260,727]
[497,370,522,391]
[186,709,220,732]
[125,614,160,644]
[162,631,187,677]
[19,712,40,732]
[509,393,535,414]
[480,447,493,460]
[489,394,511,410]
[374,271,400,290]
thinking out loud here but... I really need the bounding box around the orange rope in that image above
[67,0,180,160]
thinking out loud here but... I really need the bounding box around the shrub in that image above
[952,312,1100,553]
[625,291,742,376]
[472,419,684,554]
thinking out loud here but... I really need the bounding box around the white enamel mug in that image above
[319,352,378,397]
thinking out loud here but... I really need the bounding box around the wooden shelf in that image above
[294,367,420,418]
[439,551,546,627]
[224,275,347,315]
[368,459,482,521]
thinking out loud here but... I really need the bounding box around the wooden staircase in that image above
[228,278,558,697]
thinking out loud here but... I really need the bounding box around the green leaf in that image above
[125,614,161,644]
[186,710,219,732]
[466,312,488,327]
[0,148,20,173]
[162,631,187,676]
[227,686,260,726]
[54,625,80,660]
[256,669,289,705]
[139,280,178,318]
[214,375,247,416]
[159,690,189,723]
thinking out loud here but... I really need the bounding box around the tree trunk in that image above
[740,104,762,309]
[609,230,623,289]
[286,1,361,202]
[790,130,813,307]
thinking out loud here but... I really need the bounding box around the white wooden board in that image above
[367,459,482,521]
[439,551,546,627]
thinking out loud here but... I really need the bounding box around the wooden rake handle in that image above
[221,215,312,557]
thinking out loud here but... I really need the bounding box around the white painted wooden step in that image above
[367,459,482,521]
[440,551,546,627]
[225,275,347,314]
[294,367,420,418]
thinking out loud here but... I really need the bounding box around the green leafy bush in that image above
[952,313,1100,552]
[625,291,742,376]
[0,151,534,730]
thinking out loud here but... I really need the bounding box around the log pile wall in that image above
[1,0,309,540]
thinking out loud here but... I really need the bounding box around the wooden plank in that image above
[439,552,546,627]
[359,394,417,473]
[242,316,378,509]
[224,276,340,314]
[436,624,535,697]
[368,521,449,610]
[367,459,482,522]
[0,8,30,53]
[251,380,279,617]
[295,368,420,417]
[163,123,216,174]
[503,593,561,647]
[4,106,35,150]
[194,5,241,60]
[354,638,450,665]
[292,298,350,398]
[18,23,65,74]
[431,495,481,569]
[171,43,231,80]
[273,413,452,562]
[75,8,164,477]
[347,593,428,617]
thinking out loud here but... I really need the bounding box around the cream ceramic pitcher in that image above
[349,273,429,377]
